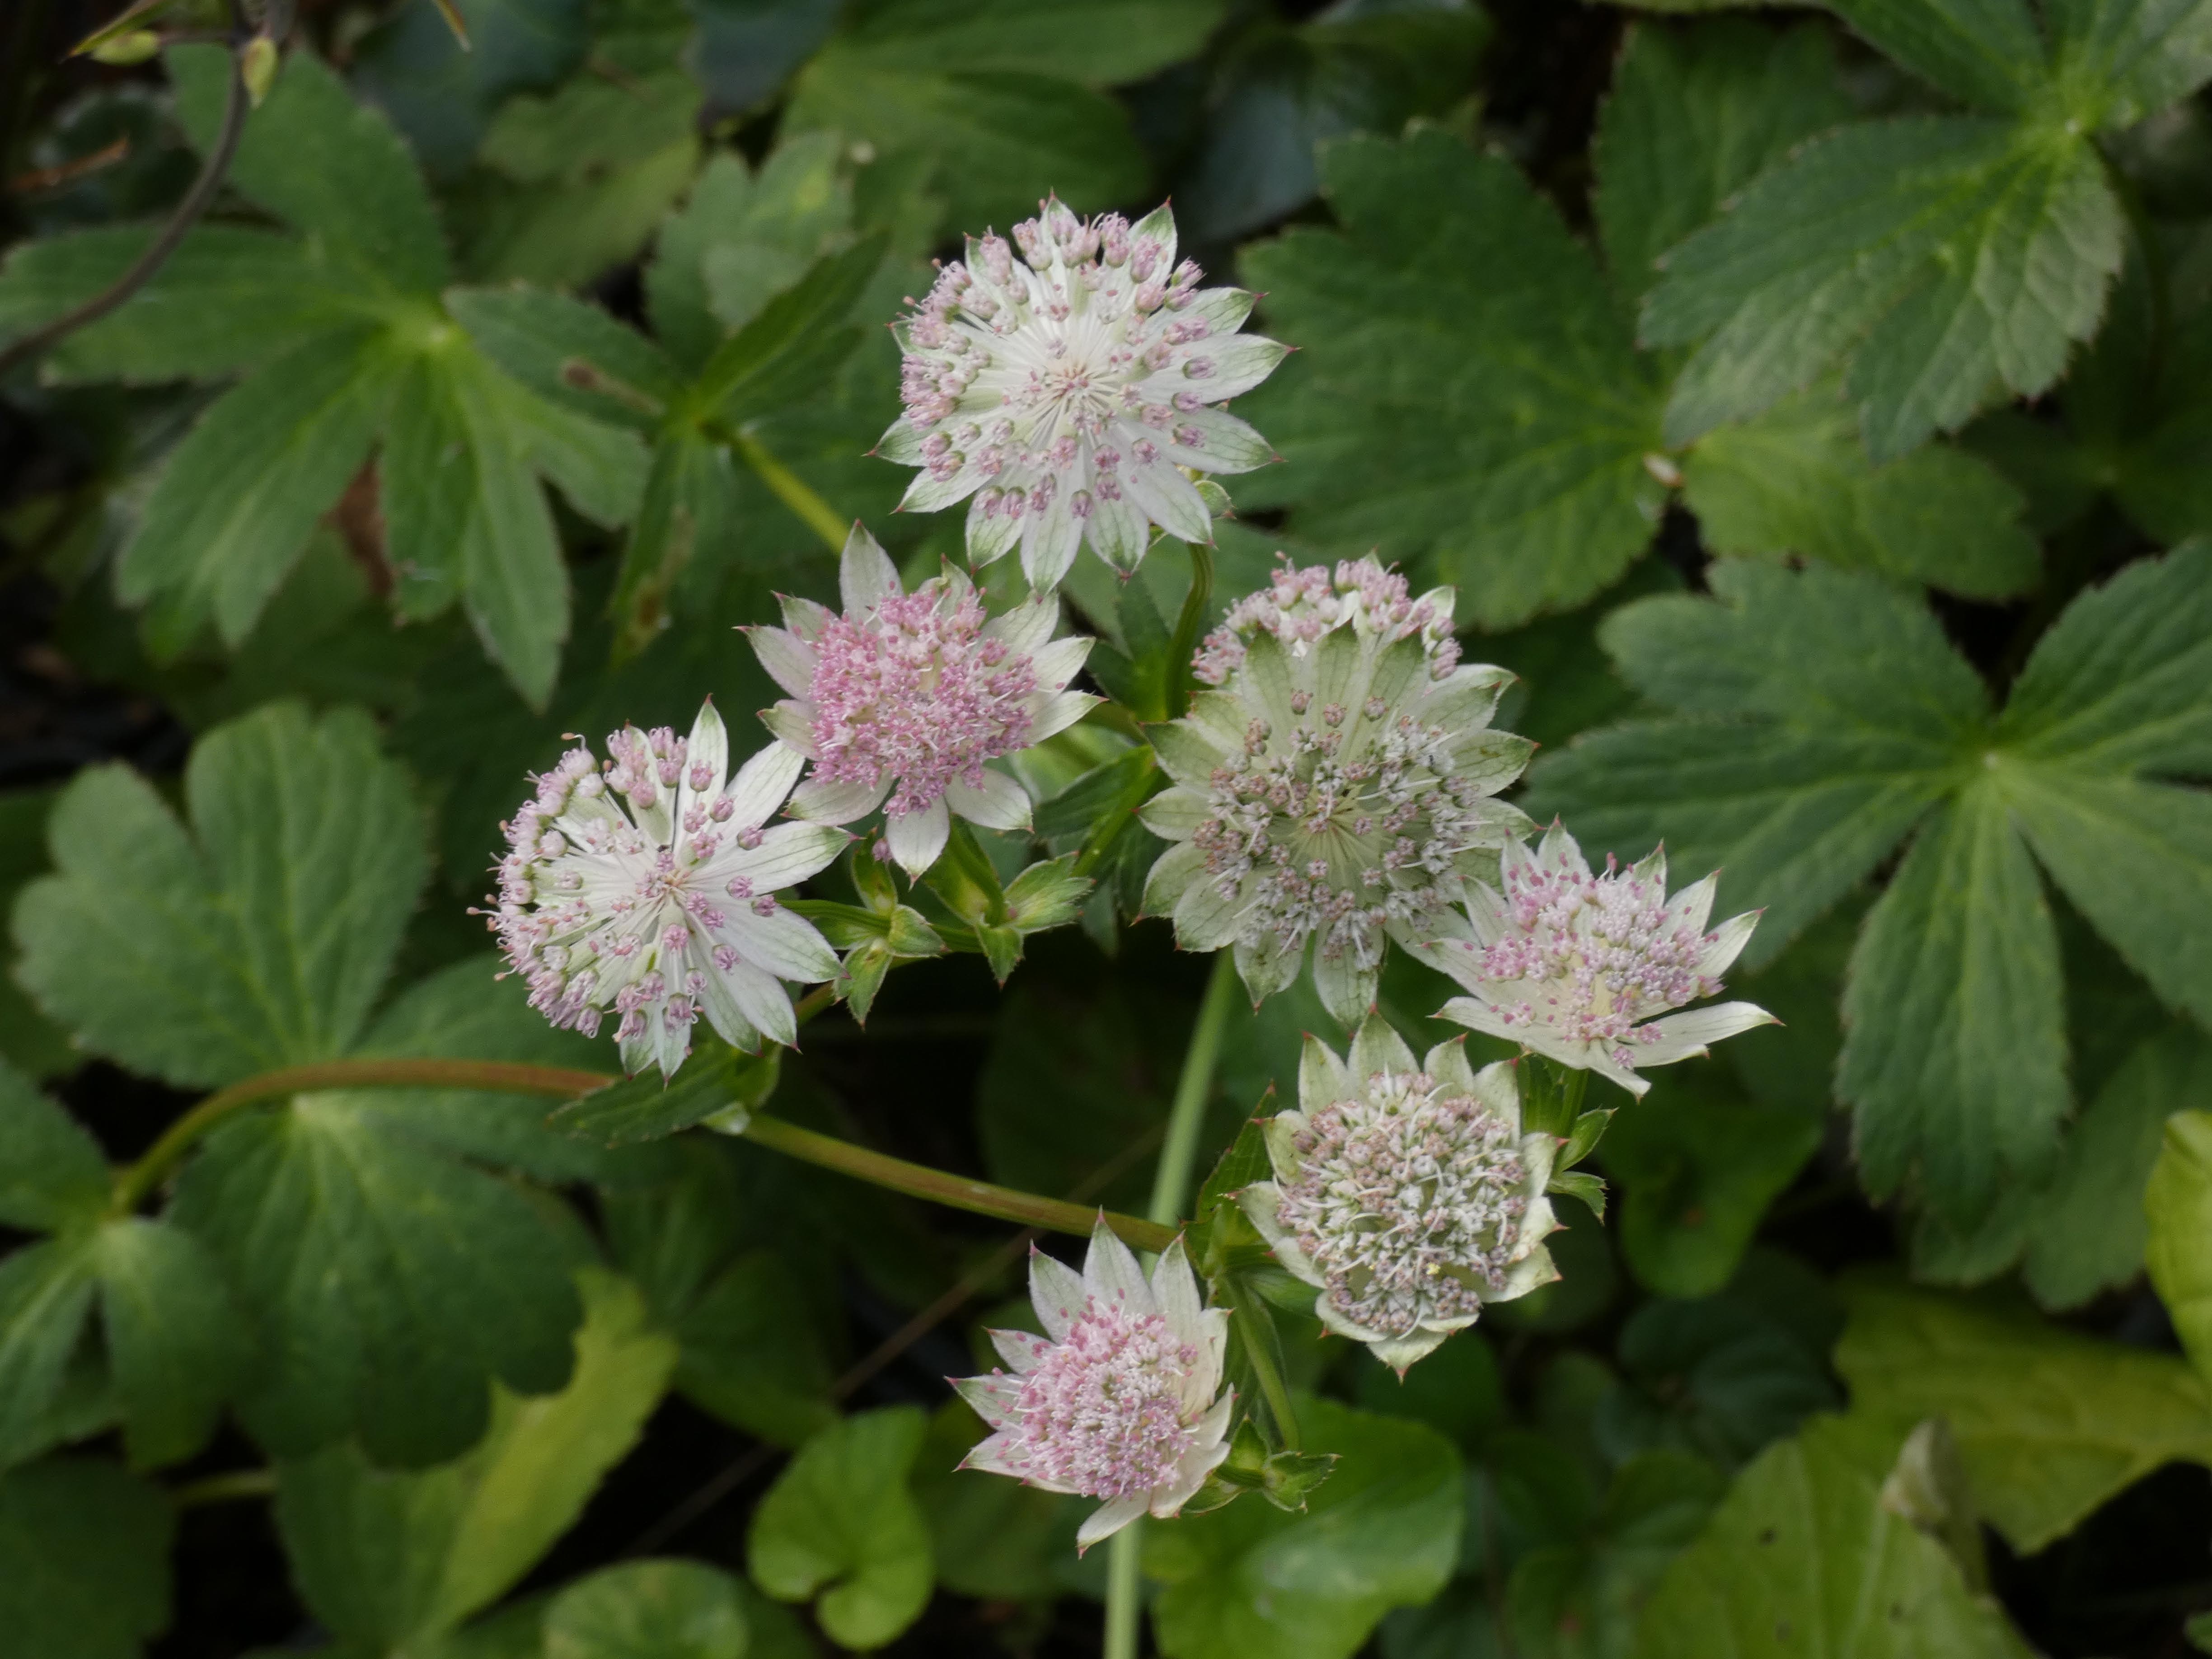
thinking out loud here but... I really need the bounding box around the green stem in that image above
[1148,951,1240,1228]
[1227,1286,1299,1450]
[739,1116,1172,1252]
[726,429,848,554]
[1162,540,1217,718]
[1109,948,1241,1659]
[107,1052,1174,1251]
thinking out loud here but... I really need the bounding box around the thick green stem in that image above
[1109,948,1241,1658]
[739,1116,1172,1251]
[726,429,848,554]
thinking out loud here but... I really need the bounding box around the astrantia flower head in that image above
[879,196,1288,590]
[749,524,1096,878]
[954,1219,1233,1551]
[1414,822,1776,1097]
[1239,1015,1559,1373]
[487,701,847,1078]
[1139,557,1535,1025]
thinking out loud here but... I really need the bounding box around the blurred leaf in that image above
[1237,128,1668,628]
[912,1399,1075,1601]
[0,1458,173,1659]
[0,1237,98,1471]
[274,1270,676,1645]
[551,1040,781,1146]
[543,1559,747,1659]
[93,1217,249,1468]
[351,0,591,176]
[749,1406,934,1651]
[1834,1278,2212,1552]
[2149,1109,2212,1392]
[1605,1069,1823,1299]
[0,1059,107,1230]
[689,0,841,116]
[670,1249,837,1447]
[1350,1329,1506,1456]
[14,703,426,1088]
[814,0,1228,85]
[1639,1414,2032,1657]
[1600,1294,1837,1468]
[0,792,72,1081]
[1147,1394,1463,1659]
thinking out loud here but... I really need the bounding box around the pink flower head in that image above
[484,700,848,1077]
[879,197,1287,590]
[1193,556,1462,686]
[748,524,1095,877]
[953,1219,1233,1552]
[1414,822,1776,1097]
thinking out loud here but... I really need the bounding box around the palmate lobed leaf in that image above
[1834,1279,2212,1552]
[1531,543,2212,1221]
[0,1457,174,1659]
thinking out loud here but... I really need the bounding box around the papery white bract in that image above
[1414,822,1776,1097]
[1240,1015,1559,1374]
[953,1219,1233,1551]
[1138,557,1535,1025]
[880,197,1287,590]
[749,523,1096,878]
[487,700,847,1077]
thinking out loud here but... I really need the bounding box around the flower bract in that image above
[879,197,1287,590]
[953,1218,1233,1551]
[1239,1015,1559,1373]
[1413,822,1776,1097]
[749,524,1096,878]
[1139,557,1534,1024]
[487,700,847,1077]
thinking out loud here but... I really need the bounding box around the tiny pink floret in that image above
[1008,1302,1199,1500]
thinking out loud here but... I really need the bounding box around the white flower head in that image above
[953,1219,1233,1552]
[747,524,1097,878]
[1138,557,1535,1025]
[1239,1015,1560,1374]
[487,701,847,1077]
[1415,822,1776,1097]
[879,196,1287,590]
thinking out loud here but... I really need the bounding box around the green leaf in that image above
[169,45,451,295]
[1639,1414,2032,1658]
[551,1039,782,1146]
[817,0,1228,85]
[1525,558,1986,964]
[93,1218,248,1469]
[350,0,590,177]
[0,1457,174,1659]
[1834,1278,2212,1551]
[1606,1072,1824,1299]
[1147,1395,1463,1659]
[786,62,1147,233]
[543,1559,748,1659]
[1237,128,1668,627]
[1603,1293,1839,1468]
[0,1060,108,1231]
[691,234,886,424]
[1840,780,2067,1216]
[1644,116,2125,459]
[0,790,73,1082]
[2148,1110,2212,1392]
[14,703,427,1087]
[274,1269,676,1647]
[748,1406,934,1651]
[670,1249,837,1448]
[2046,0,2212,127]
[1591,19,1852,309]
[172,1093,587,1466]
[911,1399,1074,1602]
[116,326,394,649]
[1996,539,2212,778]
[0,1237,98,1471]
[447,283,685,432]
[1681,384,2038,596]
[0,224,376,384]
[1823,0,2051,112]
[609,431,741,659]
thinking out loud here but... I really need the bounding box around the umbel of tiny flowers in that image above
[1238,1014,1560,1375]
[1412,822,1776,1098]
[747,523,1097,879]
[1138,556,1535,1026]
[487,700,848,1078]
[879,195,1288,591]
[952,1218,1234,1552]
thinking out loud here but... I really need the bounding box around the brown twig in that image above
[0,37,248,380]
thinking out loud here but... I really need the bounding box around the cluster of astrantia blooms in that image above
[1239,1016,1558,1374]
[486,701,848,1077]
[879,197,1287,590]
[1413,824,1775,1097]
[1139,557,1535,1025]
[953,1220,1233,1550]
[749,525,1096,878]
